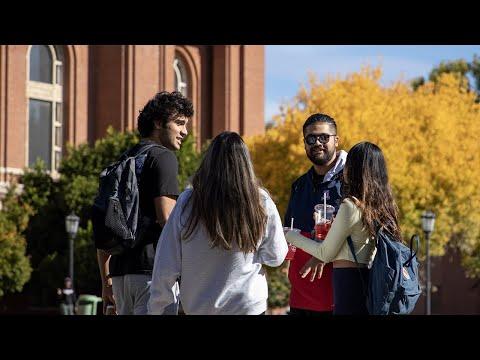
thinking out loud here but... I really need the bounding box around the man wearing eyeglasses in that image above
[284,113,348,316]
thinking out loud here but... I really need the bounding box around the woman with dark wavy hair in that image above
[286,141,402,315]
[148,131,288,315]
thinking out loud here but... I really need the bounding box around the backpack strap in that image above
[118,143,163,161]
[117,148,131,162]
[403,234,420,267]
[347,236,368,299]
[131,143,163,158]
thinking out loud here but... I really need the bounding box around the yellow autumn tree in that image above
[247,67,480,277]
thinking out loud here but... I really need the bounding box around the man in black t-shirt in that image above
[96,91,193,315]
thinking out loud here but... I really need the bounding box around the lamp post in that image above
[421,210,436,315]
[65,213,80,284]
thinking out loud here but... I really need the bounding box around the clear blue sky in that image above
[265,45,480,123]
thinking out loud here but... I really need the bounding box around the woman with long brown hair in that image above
[148,131,288,315]
[286,141,402,315]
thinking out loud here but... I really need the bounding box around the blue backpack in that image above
[347,230,421,315]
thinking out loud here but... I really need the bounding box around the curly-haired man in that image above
[97,91,193,315]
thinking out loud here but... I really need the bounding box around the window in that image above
[29,100,52,169]
[29,45,52,83]
[27,45,64,172]
[173,57,188,97]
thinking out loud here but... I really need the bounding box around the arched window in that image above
[173,57,188,97]
[27,45,64,172]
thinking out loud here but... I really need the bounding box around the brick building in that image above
[0,45,265,195]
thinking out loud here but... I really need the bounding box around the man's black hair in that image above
[302,113,337,135]
[137,91,194,137]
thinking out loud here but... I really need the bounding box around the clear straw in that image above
[323,192,327,221]
[290,218,294,230]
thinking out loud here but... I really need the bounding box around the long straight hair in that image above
[343,141,402,240]
[182,132,267,253]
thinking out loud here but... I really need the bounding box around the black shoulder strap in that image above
[347,236,368,298]
[132,143,163,157]
[119,143,162,161]
[347,236,360,264]
[403,234,420,267]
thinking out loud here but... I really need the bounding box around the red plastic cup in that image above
[283,227,300,260]
[285,243,297,260]
[314,220,332,240]
[314,204,335,241]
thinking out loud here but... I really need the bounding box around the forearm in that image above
[286,201,356,263]
[286,231,332,262]
[96,249,111,285]
[154,196,177,227]
[286,229,348,263]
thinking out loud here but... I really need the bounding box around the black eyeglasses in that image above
[304,133,336,145]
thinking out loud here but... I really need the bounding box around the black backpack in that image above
[91,143,162,255]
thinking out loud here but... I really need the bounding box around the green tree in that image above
[176,133,202,190]
[411,76,425,91]
[0,186,33,298]
[411,56,480,94]
[469,54,480,93]
[428,59,470,85]
[20,163,71,305]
